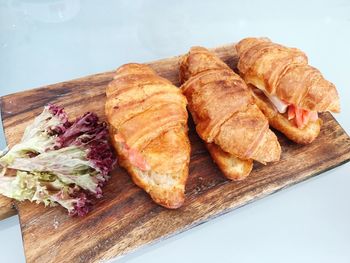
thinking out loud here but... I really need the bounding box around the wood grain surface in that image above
[1,43,349,263]
[0,196,16,220]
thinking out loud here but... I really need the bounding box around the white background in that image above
[0,0,349,262]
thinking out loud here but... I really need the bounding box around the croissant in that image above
[105,63,190,209]
[180,47,281,180]
[236,37,340,144]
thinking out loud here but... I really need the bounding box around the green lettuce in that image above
[0,104,116,216]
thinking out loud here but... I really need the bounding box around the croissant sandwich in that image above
[105,63,190,209]
[236,37,340,144]
[179,47,281,180]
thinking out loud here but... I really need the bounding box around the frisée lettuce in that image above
[0,104,116,216]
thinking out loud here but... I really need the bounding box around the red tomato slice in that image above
[295,107,304,128]
[302,109,310,127]
[287,104,318,128]
[288,104,296,120]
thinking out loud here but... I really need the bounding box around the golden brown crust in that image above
[214,104,281,164]
[179,47,281,179]
[120,128,190,209]
[179,46,231,83]
[181,69,252,142]
[206,143,253,181]
[251,86,322,144]
[106,63,190,209]
[236,37,340,113]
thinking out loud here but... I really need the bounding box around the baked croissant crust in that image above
[236,37,340,113]
[180,47,281,180]
[236,37,340,144]
[106,63,190,209]
[251,85,322,144]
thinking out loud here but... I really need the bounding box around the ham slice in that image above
[114,133,150,171]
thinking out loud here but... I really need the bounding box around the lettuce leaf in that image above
[0,104,116,216]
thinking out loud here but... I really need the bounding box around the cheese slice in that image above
[263,92,289,113]
[250,81,289,114]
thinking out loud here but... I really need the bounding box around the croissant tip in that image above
[259,36,271,42]
[329,101,341,113]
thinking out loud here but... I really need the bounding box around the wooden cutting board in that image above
[1,43,350,263]
[0,196,16,220]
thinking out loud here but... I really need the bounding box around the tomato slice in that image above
[295,107,304,128]
[288,104,296,120]
[302,109,310,126]
[287,104,318,128]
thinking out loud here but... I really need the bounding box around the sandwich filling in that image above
[287,104,318,129]
[114,133,151,171]
[262,91,288,114]
[260,89,318,129]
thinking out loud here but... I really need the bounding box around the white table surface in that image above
[0,0,349,262]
